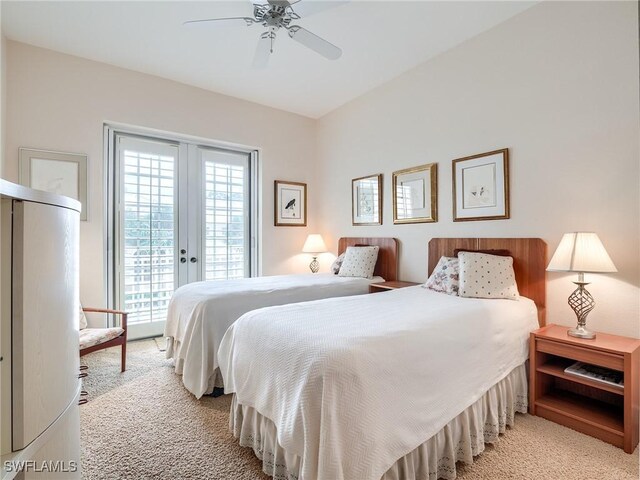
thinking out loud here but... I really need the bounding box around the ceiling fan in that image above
[184,0,345,68]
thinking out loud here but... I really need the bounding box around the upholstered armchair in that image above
[79,307,128,372]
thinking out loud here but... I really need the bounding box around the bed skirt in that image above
[230,363,528,480]
[165,337,224,394]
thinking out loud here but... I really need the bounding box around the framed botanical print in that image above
[274,180,307,226]
[392,163,437,224]
[452,148,509,222]
[352,174,382,225]
[19,148,88,220]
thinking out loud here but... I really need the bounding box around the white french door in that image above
[113,133,254,339]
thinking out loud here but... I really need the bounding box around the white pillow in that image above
[424,256,459,295]
[458,252,519,300]
[338,246,380,279]
[79,305,88,330]
[331,253,345,275]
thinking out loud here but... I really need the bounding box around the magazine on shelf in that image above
[564,361,624,389]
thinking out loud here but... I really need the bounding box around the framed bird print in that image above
[452,148,509,222]
[274,180,307,226]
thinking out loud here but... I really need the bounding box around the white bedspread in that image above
[165,273,382,398]
[218,286,538,480]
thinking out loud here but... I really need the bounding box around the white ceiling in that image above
[1,1,536,118]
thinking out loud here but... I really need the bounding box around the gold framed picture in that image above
[274,180,307,226]
[452,148,509,222]
[352,174,382,226]
[392,163,437,224]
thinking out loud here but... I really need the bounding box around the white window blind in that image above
[119,137,178,325]
[202,149,250,281]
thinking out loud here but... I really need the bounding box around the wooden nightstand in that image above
[530,324,640,453]
[369,281,420,293]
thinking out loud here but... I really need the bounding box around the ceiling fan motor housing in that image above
[254,4,298,29]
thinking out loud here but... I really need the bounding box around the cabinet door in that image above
[12,200,80,450]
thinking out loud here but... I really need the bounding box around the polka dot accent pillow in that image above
[423,256,459,295]
[338,246,380,279]
[331,253,345,275]
[458,252,519,300]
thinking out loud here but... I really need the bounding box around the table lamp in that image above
[302,234,327,273]
[547,232,617,339]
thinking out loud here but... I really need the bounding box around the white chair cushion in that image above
[79,305,88,330]
[79,327,124,350]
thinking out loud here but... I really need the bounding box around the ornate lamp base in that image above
[567,273,596,340]
[567,325,596,339]
[309,256,319,274]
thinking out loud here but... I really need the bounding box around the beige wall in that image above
[1,33,5,174]
[3,2,638,337]
[3,41,318,309]
[316,2,640,337]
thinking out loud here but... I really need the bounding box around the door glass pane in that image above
[120,140,177,325]
[202,151,249,281]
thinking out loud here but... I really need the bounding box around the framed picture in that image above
[452,148,509,222]
[274,180,307,226]
[19,148,88,220]
[392,163,437,224]
[352,174,382,226]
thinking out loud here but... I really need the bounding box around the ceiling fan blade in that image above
[183,17,255,27]
[253,34,273,69]
[288,26,342,60]
[294,1,349,18]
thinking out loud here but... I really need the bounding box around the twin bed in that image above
[165,237,399,398]
[218,237,547,480]
[165,236,547,479]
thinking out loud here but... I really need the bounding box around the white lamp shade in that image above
[547,232,617,273]
[302,234,327,254]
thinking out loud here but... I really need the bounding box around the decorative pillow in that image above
[458,252,519,300]
[331,253,345,274]
[79,304,88,330]
[338,246,379,279]
[454,248,511,257]
[423,256,459,295]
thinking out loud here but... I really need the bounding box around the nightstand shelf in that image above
[536,390,624,435]
[536,358,624,396]
[369,281,420,293]
[530,325,640,453]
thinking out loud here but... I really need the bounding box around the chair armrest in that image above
[82,307,126,315]
[82,307,128,331]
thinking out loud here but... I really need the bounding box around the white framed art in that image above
[19,148,88,220]
[452,148,509,222]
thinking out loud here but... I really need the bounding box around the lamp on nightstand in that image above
[302,234,327,273]
[547,232,617,339]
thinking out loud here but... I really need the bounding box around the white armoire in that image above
[0,179,82,479]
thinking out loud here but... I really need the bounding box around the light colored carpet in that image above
[80,340,639,480]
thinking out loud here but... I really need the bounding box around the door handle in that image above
[180,257,187,264]
[180,249,187,254]
[190,257,197,263]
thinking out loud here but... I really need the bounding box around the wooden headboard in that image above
[428,238,547,326]
[338,237,399,282]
